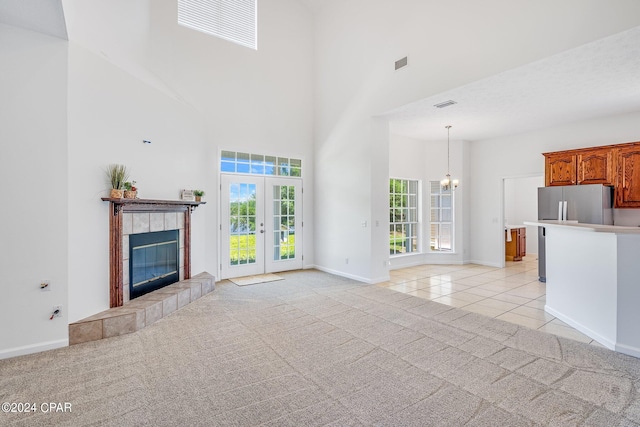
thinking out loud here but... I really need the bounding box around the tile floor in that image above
[378,256,605,347]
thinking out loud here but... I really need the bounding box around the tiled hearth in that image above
[69,272,215,345]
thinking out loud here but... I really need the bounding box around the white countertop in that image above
[523,220,640,234]
[504,224,525,229]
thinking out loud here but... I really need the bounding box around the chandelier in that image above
[440,125,459,191]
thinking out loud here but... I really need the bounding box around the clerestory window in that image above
[178,0,258,50]
[221,151,301,177]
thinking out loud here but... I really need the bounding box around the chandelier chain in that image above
[441,125,457,191]
[446,125,451,176]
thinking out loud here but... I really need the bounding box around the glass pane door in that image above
[220,175,302,279]
[220,175,264,278]
[265,178,302,273]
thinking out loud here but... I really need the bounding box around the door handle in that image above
[260,230,265,233]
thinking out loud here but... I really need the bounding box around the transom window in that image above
[221,151,301,176]
[178,0,258,50]
[430,181,453,252]
[389,178,419,256]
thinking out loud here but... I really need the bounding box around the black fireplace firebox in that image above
[129,230,179,299]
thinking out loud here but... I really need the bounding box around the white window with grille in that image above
[430,181,453,252]
[389,179,420,256]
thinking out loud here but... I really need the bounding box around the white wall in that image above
[64,0,314,322]
[144,0,316,272]
[5,0,640,358]
[1,0,314,358]
[389,134,470,269]
[470,110,640,267]
[0,24,69,358]
[504,175,544,256]
[313,0,640,281]
[66,42,209,322]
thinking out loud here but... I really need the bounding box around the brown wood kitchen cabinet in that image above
[577,147,615,186]
[543,141,640,208]
[616,145,640,208]
[505,227,526,262]
[544,147,615,187]
[545,152,576,186]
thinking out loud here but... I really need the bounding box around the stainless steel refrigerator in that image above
[537,184,613,282]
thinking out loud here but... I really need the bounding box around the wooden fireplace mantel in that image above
[101,197,205,215]
[102,198,206,307]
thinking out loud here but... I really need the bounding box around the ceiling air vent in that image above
[434,100,457,108]
[395,56,408,70]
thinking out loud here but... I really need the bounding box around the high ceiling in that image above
[382,25,640,142]
[0,0,67,39]
[297,1,640,142]
[3,0,639,143]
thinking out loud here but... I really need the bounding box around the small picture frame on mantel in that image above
[181,189,195,201]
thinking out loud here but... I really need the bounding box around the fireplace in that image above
[70,198,209,346]
[129,230,179,299]
[103,198,204,308]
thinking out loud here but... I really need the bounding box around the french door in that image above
[220,174,303,279]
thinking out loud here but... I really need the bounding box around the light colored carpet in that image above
[2,269,640,426]
[229,273,283,286]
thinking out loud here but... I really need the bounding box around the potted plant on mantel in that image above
[124,181,137,199]
[193,190,205,202]
[106,164,129,199]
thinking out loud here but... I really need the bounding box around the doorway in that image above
[220,174,303,279]
[503,175,543,261]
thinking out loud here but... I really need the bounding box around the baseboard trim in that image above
[370,275,391,284]
[467,259,503,268]
[546,305,640,358]
[312,265,378,284]
[544,305,615,350]
[0,339,68,360]
[615,342,640,359]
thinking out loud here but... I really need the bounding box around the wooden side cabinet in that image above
[616,146,640,208]
[577,147,615,185]
[545,153,576,186]
[505,227,526,262]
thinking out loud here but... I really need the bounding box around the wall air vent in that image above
[434,100,457,108]
[395,56,408,70]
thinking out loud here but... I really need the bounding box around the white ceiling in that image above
[2,0,639,143]
[0,0,67,40]
[382,25,640,142]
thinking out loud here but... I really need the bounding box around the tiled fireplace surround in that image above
[69,199,214,345]
[122,211,186,303]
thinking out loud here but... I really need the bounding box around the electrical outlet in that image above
[51,305,62,319]
[40,280,51,291]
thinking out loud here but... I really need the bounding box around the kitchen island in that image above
[524,220,640,357]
